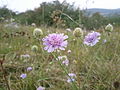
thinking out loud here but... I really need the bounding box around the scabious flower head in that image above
[33,28,43,38]
[73,27,83,37]
[37,86,45,90]
[27,67,32,71]
[31,45,38,52]
[84,31,101,46]
[105,24,113,32]
[20,73,27,79]
[42,33,68,52]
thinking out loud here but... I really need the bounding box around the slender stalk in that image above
[52,54,78,90]
[0,61,11,90]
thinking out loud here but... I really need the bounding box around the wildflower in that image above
[105,24,113,32]
[37,86,45,90]
[84,31,101,46]
[67,73,76,83]
[42,33,68,52]
[62,59,69,66]
[27,67,32,71]
[73,28,83,37]
[20,74,27,79]
[31,45,38,52]
[33,28,43,38]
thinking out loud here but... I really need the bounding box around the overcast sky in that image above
[0,0,120,12]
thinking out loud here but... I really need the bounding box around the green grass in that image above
[0,23,120,90]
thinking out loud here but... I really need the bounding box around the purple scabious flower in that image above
[84,31,101,46]
[27,67,32,71]
[42,33,68,52]
[20,73,27,79]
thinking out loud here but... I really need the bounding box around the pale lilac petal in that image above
[44,46,49,50]
[59,47,65,50]
[61,41,68,47]
[48,46,55,52]
[63,35,68,39]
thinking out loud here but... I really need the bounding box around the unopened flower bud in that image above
[33,28,43,38]
[105,24,113,32]
[73,28,83,37]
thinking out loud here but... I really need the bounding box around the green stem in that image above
[52,54,78,90]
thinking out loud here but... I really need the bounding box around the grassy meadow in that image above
[0,23,120,90]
